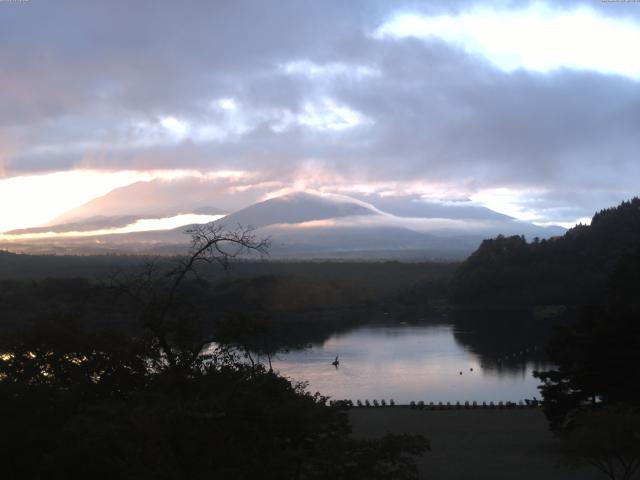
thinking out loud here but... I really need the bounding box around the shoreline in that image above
[335,400,541,409]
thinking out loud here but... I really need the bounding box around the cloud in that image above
[375,4,640,79]
[0,170,149,232]
[280,60,380,80]
[0,213,223,241]
[1,0,639,225]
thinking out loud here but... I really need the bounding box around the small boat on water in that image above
[332,355,340,367]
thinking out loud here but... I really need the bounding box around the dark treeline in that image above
[0,249,456,284]
[0,256,455,349]
[536,248,640,430]
[451,198,640,307]
[0,249,148,280]
[531,249,640,479]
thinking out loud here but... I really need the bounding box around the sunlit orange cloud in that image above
[268,219,338,229]
[0,169,248,233]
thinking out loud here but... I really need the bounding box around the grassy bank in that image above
[349,408,602,480]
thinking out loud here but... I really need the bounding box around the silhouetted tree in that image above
[560,405,640,480]
[108,224,269,368]
[535,249,640,432]
[533,249,640,480]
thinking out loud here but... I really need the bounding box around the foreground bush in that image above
[0,316,427,480]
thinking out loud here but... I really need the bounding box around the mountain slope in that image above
[352,194,513,221]
[214,192,378,229]
[50,177,261,225]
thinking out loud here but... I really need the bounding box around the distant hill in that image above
[51,178,238,224]
[351,194,513,221]
[451,197,640,306]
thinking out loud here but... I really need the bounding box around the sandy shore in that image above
[349,407,603,480]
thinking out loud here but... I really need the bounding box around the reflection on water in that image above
[271,323,549,404]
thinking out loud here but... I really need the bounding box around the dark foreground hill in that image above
[451,197,640,307]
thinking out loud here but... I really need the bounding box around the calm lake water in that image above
[270,323,548,404]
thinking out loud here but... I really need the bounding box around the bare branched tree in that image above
[109,224,269,368]
[561,405,640,480]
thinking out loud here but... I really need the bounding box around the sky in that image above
[1,0,639,233]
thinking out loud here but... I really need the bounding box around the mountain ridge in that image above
[2,190,567,259]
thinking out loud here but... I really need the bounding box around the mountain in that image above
[1,190,566,259]
[52,179,211,224]
[215,192,378,229]
[352,193,513,221]
[50,177,264,225]
[262,224,482,259]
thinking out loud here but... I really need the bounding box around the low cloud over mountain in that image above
[0,189,565,259]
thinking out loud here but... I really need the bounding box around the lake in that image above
[271,323,549,404]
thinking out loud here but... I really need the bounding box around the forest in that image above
[451,197,640,308]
